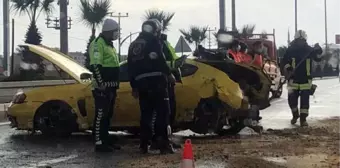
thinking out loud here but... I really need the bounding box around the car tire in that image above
[191,98,226,135]
[34,101,77,138]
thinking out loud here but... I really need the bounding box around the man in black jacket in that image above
[282,30,323,127]
[127,19,175,154]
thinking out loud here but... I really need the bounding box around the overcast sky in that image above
[1,0,339,55]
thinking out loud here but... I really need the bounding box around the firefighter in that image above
[127,19,175,154]
[239,42,251,63]
[89,18,121,152]
[282,30,323,127]
[248,41,264,68]
[228,40,242,62]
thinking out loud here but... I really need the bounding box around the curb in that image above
[0,110,8,123]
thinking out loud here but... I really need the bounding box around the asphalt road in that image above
[0,77,339,168]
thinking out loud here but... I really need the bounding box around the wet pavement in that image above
[0,78,339,168]
[262,77,340,130]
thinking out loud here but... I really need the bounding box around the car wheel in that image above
[191,98,226,135]
[217,119,245,136]
[34,101,77,138]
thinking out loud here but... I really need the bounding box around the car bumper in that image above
[7,101,42,130]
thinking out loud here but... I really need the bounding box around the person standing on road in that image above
[149,31,182,150]
[282,30,323,127]
[89,18,121,152]
[127,19,175,154]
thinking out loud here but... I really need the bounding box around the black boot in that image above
[159,138,175,154]
[300,113,309,127]
[108,143,121,150]
[139,141,149,154]
[150,139,181,150]
[149,139,159,151]
[160,143,175,154]
[290,110,300,125]
[95,144,114,153]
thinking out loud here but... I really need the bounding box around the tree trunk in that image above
[92,26,96,37]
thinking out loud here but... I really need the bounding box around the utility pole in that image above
[231,0,237,31]
[59,0,69,55]
[3,0,10,75]
[207,27,217,49]
[294,0,298,33]
[324,0,329,54]
[219,0,226,30]
[287,29,291,45]
[45,1,72,51]
[110,12,129,58]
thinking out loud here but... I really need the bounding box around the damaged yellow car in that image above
[7,43,270,137]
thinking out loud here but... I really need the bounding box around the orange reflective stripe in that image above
[228,50,242,63]
[252,54,263,67]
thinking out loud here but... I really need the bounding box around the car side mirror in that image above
[174,55,188,69]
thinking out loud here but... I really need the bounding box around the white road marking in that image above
[0,122,10,126]
[21,154,78,168]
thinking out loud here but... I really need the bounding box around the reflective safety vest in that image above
[164,41,178,69]
[287,57,312,90]
[228,50,242,63]
[252,54,263,68]
[241,53,253,64]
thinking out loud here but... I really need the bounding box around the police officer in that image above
[89,18,121,152]
[127,19,175,154]
[282,30,323,127]
[148,32,182,150]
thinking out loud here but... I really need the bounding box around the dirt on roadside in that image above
[116,117,340,168]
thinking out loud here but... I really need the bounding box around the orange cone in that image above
[180,139,195,168]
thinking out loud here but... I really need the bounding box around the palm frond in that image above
[180,26,208,45]
[261,30,268,39]
[36,0,55,20]
[10,0,32,19]
[238,24,256,38]
[144,9,175,31]
[179,29,193,43]
[79,0,111,29]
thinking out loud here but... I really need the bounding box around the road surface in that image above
[0,78,338,168]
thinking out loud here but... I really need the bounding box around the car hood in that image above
[21,44,92,83]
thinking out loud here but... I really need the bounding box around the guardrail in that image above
[0,80,77,103]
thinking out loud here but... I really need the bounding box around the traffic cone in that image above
[180,139,195,168]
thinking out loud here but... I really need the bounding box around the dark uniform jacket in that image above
[127,33,171,89]
[282,40,323,84]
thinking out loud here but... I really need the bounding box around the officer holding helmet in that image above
[127,19,175,154]
[89,18,121,152]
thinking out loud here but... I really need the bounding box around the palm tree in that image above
[143,9,175,32]
[11,0,55,44]
[79,0,112,68]
[238,24,256,39]
[180,26,208,49]
[11,0,55,80]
